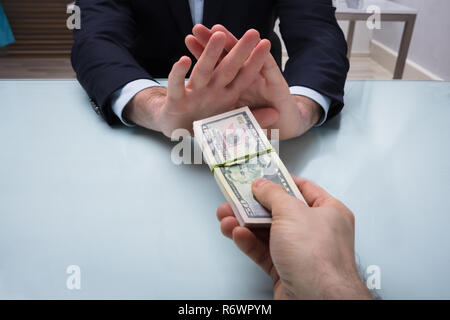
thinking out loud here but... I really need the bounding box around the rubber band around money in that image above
[210,148,274,173]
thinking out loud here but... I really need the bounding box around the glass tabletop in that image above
[0,79,449,299]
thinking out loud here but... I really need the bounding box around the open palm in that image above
[186,25,303,139]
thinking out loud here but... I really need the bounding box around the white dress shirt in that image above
[111,0,331,126]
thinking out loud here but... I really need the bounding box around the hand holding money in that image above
[217,177,372,300]
[194,106,306,227]
[195,106,371,299]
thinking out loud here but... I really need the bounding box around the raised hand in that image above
[124,30,274,137]
[186,25,323,140]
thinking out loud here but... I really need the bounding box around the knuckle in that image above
[272,198,299,217]
[328,201,355,228]
[272,201,288,214]
[311,195,329,207]
[344,207,356,226]
[264,184,288,201]
[300,179,315,192]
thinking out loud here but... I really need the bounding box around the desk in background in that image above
[335,0,417,79]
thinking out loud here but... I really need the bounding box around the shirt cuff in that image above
[289,86,331,127]
[111,79,162,126]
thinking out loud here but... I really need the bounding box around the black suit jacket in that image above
[71,0,349,125]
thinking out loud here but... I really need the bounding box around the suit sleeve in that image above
[277,0,349,121]
[71,0,153,124]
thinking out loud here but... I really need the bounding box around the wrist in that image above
[123,87,167,131]
[313,268,373,300]
[293,95,323,128]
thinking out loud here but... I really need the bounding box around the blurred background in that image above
[0,0,448,80]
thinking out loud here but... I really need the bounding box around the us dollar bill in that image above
[193,107,306,227]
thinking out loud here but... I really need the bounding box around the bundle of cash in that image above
[193,107,306,227]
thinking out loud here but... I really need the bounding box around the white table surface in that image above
[335,0,417,14]
[0,79,449,299]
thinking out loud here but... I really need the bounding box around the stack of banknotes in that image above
[193,107,306,227]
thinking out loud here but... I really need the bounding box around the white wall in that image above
[373,0,450,80]
[276,0,450,80]
[275,18,372,56]
[338,20,372,53]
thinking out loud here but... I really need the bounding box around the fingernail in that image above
[253,178,268,188]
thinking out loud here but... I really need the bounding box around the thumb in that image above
[251,178,296,214]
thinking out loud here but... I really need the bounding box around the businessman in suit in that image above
[72,0,349,139]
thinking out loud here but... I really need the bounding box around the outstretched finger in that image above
[192,24,214,46]
[212,24,281,86]
[195,24,240,53]
[188,31,226,89]
[212,29,260,87]
[211,24,239,52]
[230,39,271,91]
[185,34,205,60]
[191,24,228,63]
[167,56,191,100]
